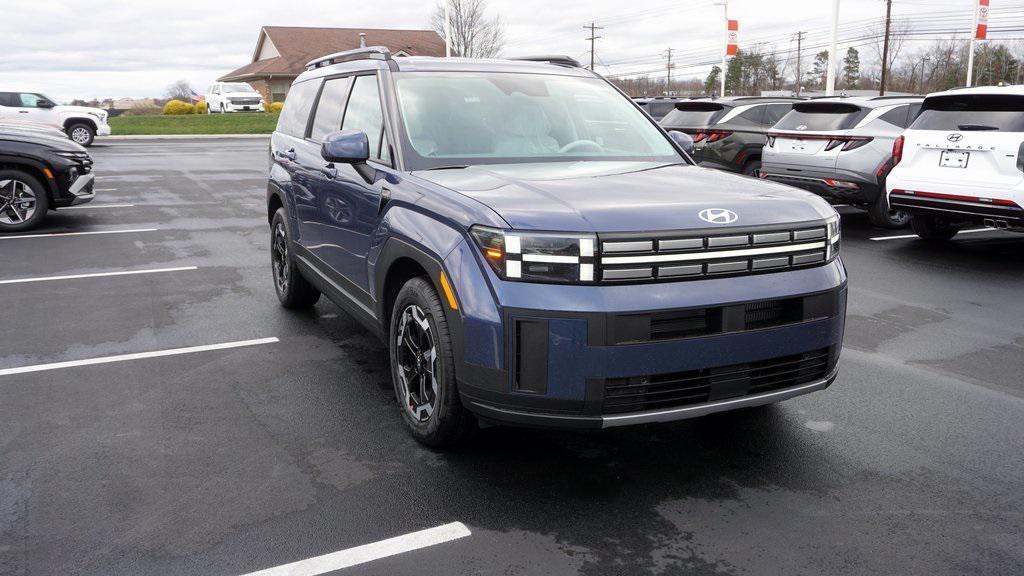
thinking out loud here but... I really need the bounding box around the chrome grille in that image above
[229,97,261,105]
[597,224,829,282]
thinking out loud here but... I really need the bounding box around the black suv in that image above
[634,97,687,121]
[660,97,801,176]
[268,48,846,446]
[0,126,95,232]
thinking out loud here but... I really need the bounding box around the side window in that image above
[879,105,910,128]
[763,104,792,126]
[341,75,387,162]
[18,93,42,107]
[310,77,353,141]
[0,92,13,107]
[650,102,673,118]
[276,80,321,138]
[731,105,764,127]
[907,103,922,124]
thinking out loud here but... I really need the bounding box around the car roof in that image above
[797,95,923,108]
[297,52,599,83]
[924,84,1024,98]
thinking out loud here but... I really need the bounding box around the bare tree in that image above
[430,0,505,58]
[165,80,193,102]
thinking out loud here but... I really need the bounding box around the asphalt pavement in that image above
[1,138,1022,576]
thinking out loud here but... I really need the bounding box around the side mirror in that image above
[321,129,370,164]
[669,130,695,155]
[37,99,55,109]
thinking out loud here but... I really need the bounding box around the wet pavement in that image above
[1,138,1022,575]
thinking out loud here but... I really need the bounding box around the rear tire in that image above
[911,215,958,241]
[67,123,95,147]
[867,194,911,229]
[0,169,49,233]
[742,159,762,177]
[389,277,475,447]
[270,208,320,308]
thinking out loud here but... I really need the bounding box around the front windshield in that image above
[223,83,256,93]
[394,72,681,169]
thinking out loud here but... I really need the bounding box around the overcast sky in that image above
[0,0,1007,102]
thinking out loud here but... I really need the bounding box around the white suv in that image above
[0,91,111,146]
[887,86,1024,240]
[205,82,265,113]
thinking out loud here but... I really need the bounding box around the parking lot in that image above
[0,137,1022,575]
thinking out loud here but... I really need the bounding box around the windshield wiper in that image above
[424,165,469,171]
[957,124,999,131]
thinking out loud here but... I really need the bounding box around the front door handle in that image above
[18,110,29,114]
[274,148,296,161]
[321,164,338,179]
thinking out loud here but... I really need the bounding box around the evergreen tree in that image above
[842,47,860,89]
[809,51,829,89]
[704,66,721,95]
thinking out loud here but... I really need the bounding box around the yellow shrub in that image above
[195,100,208,114]
[268,101,284,113]
[163,99,196,115]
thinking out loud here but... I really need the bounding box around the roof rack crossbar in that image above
[508,55,582,68]
[306,46,392,70]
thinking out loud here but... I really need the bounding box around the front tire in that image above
[389,277,475,447]
[67,123,95,147]
[911,214,959,241]
[270,208,320,308]
[0,169,49,233]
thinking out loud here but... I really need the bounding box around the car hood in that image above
[414,161,835,232]
[55,105,105,116]
[0,128,85,152]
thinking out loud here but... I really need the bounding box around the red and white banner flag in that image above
[726,20,739,56]
[976,0,989,40]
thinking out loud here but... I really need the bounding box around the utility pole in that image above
[879,0,892,95]
[795,31,805,96]
[664,48,675,95]
[715,0,729,98]
[825,0,841,95]
[583,22,604,71]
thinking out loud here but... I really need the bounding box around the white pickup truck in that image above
[205,82,265,113]
[0,91,110,146]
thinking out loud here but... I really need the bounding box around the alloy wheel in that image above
[271,221,290,292]
[0,178,38,225]
[70,127,91,144]
[396,304,439,422]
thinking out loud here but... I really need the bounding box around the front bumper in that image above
[446,243,848,429]
[97,124,111,137]
[53,172,96,207]
[225,102,265,112]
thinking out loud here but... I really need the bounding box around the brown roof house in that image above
[219,26,446,103]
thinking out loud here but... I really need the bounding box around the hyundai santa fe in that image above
[267,47,847,446]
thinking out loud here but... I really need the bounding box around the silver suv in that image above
[760,96,923,228]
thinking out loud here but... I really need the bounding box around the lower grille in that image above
[602,347,832,414]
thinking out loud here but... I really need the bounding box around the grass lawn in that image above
[108,112,279,135]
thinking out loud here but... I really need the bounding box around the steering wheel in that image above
[559,139,604,154]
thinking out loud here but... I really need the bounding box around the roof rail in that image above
[306,46,392,70]
[732,96,804,101]
[508,55,582,68]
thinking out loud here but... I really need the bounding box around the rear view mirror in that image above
[669,130,695,155]
[321,129,370,164]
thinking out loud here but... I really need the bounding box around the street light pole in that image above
[825,0,840,96]
[444,0,452,57]
[714,0,728,98]
[966,0,978,86]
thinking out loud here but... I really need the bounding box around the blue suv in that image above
[267,47,847,446]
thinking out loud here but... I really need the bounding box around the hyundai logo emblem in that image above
[947,133,963,142]
[699,208,739,224]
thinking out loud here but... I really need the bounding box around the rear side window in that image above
[763,103,792,126]
[775,103,867,131]
[342,75,387,162]
[647,101,675,118]
[729,105,764,127]
[661,103,729,128]
[878,105,910,128]
[911,94,1024,132]
[310,77,353,141]
[0,92,13,107]
[277,80,320,138]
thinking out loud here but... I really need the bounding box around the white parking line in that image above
[869,228,993,241]
[60,203,135,210]
[239,522,471,576]
[0,228,156,240]
[0,337,279,377]
[0,266,197,285]
[94,188,118,192]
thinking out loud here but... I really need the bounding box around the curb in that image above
[104,134,270,140]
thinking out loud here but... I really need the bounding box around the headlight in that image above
[470,225,596,283]
[826,213,841,261]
